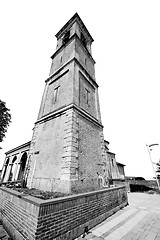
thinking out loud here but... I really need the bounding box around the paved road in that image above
[77,192,160,240]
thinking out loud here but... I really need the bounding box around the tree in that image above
[0,100,11,143]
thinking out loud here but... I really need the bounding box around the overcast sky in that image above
[0,0,160,179]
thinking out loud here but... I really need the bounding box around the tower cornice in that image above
[46,57,99,88]
[36,103,103,129]
[51,34,95,64]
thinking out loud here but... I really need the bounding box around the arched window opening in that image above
[6,158,10,165]
[81,33,87,48]
[62,30,70,45]
[1,158,9,181]
[12,156,17,164]
[111,158,114,167]
[8,156,17,181]
[17,152,27,180]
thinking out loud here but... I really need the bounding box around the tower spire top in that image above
[55,12,94,43]
[54,13,94,55]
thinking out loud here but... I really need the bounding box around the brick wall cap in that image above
[0,185,126,207]
[0,186,43,205]
[39,186,126,206]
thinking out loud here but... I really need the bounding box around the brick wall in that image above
[0,186,128,240]
[0,187,40,239]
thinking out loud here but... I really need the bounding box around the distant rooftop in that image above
[5,141,31,155]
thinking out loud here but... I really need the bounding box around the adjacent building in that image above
[1,142,30,184]
[104,140,125,186]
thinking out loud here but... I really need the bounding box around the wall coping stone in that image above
[0,185,126,206]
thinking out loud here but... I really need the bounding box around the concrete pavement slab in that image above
[92,208,138,237]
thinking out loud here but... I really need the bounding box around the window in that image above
[111,158,114,167]
[5,158,9,165]
[2,158,9,181]
[85,88,90,105]
[17,152,27,181]
[54,86,60,103]
[8,156,17,181]
[12,156,17,164]
[81,33,87,48]
[62,30,70,45]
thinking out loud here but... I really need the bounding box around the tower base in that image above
[26,106,108,194]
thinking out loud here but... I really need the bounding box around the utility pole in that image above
[146,144,160,192]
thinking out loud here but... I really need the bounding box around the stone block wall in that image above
[0,186,128,240]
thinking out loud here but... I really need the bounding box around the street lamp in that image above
[146,144,160,192]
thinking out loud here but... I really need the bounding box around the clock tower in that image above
[26,13,108,193]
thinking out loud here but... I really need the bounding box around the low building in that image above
[0,142,30,185]
[117,162,126,180]
[104,140,126,186]
[125,176,151,192]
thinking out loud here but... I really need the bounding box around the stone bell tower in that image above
[26,13,108,193]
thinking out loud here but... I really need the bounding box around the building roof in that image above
[116,161,126,166]
[5,141,31,155]
[107,151,115,156]
[125,176,146,180]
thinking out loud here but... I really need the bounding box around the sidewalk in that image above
[76,192,160,240]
